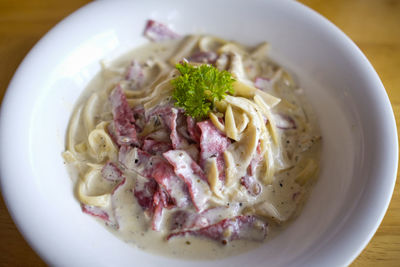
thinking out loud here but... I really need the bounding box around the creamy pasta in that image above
[63,20,321,259]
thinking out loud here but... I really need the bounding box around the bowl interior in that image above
[1,1,397,267]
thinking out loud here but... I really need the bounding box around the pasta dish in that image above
[63,20,321,259]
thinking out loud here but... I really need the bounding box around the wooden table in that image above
[0,0,399,266]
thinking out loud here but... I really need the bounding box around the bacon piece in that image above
[188,51,218,64]
[143,20,180,42]
[110,86,138,146]
[142,139,172,155]
[163,150,210,212]
[167,215,267,243]
[101,161,124,182]
[197,120,230,180]
[274,114,296,130]
[186,116,201,143]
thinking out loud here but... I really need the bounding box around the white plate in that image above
[0,1,397,266]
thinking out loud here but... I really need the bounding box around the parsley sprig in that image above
[171,62,235,120]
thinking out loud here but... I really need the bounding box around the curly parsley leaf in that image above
[171,62,235,120]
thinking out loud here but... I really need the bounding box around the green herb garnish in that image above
[171,62,235,120]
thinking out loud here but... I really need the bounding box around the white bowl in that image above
[0,0,397,266]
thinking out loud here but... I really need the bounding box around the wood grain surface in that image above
[0,0,399,266]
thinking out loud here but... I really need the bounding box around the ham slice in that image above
[197,120,230,180]
[101,161,124,182]
[170,207,232,231]
[162,108,188,149]
[121,146,190,208]
[163,150,210,212]
[151,191,165,231]
[151,157,190,208]
[186,116,201,143]
[81,204,110,222]
[81,204,118,229]
[143,20,180,42]
[148,106,189,150]
[133,178,158,212]
[110,86,139,146]
[167,215,267,243]
[142,139,172,155]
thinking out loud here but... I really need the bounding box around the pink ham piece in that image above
[81,204,118,228]
[197,120,230,180]
[186,116,201,143]
[162,108,187,149]
[101,161,124,182]
[151,158,190,208]
[151,188,174,231]
[133,179,158,213]
[151,191,164,231]
[134,180,168,231]
[81,204,110,222]
[147,105,188,150]
[121,145,190,208]
[143,20,180,42]
[163,150,210,212]
[167,215,268,243]
[142,139,172,155]
[170,207,228,231]
[110,86,139,146]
